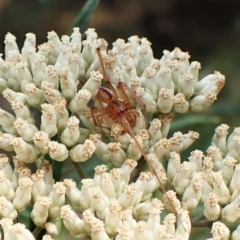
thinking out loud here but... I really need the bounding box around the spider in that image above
[91,45,182,224]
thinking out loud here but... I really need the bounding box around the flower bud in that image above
[0,108,16,134]
[13,176,33,211]
[61,116,80,147]
[10,137,38,163]
[33,131,50,154]
[48,182,66,218]
[40,103,58,138]
[25,83,45,108]
[203,192,221,221]
[31,196,52,226]
[0,196,18,219]
[47,141,68,162]
[59,67,77,101]
[211,221,230,240]
[69,139,96,162]
[14,118,38,142]
[0,132,14,151]
[60,205,88,238]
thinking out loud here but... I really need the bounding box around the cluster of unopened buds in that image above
[0,27,237,240]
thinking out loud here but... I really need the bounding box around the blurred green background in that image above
[0,0,240,239]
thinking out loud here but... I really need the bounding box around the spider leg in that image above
[96,48,119,99]
[117,81,147,128]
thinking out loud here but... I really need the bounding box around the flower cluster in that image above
[0,27,236,240]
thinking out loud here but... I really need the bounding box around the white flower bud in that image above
[135,87,157,113]
[4,33,19,58]
[150,138,172,159]
[60,205,88,238]
[0,108,17,134]
[196,71,225,95]
[227,135,240,162]
[21,33,36,55]
[118,183,138,210]
[82,40,94,67]
[148,118,162,146]
[0,132,14,151]
[182,172,204,212]
[162,213,176,236]
[31,196,52,226]
[190,92,217,112]
[175,208,191,239]
[45,65,59,89]
[157,87,174,113]
[211,172,230,205]
[13,176,33,211]
[14,118,38,142]
[133,221,153,240]
[0,170,14,200]
[16,62,33,92]
[206,146,223,171]
[69,89,91,113]
[106,142,126,167]
[32,170,46,202]
[63,179,81,210]
[52,97,69,134]
[25,83,45,108]
[6,222,35,240]
[182,131,199,151]
[110,123,131,149]
[41,160,55,195]
[71,27,82,46]
[172,93,190,113]
[10,137,38,163]
[156,65,172,89]
[41,81,62,104]
[61,116,80,147]
[170,131,183,153]
[33,131,50,154]
[48,182,66,218]
[211,221,230,240]
[47,141,68,162]
[120,209,137,231]
[172,162,192,195]
[146,207,161,232]
[0,196,17,219]
[188,149,203,172]
[219,156,237,185]
[31,55,47,87]
[70,139,96,162]
[178,72,195,98]
[44,222,58,235]
[91,186,110,219]
[59,67,78,101]
[80,179,94,210]
[167,152,181,184]
[82,71,102,98]
[0,155,13,180]
[163,190,181,213]
[221,195,240,223]
[212,124,229,155]
[203,192,221,221]
[91,218,111,240]
[104,199,122,235]
[40,103,58,137]
[96,172,116,199]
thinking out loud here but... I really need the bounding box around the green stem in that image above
[71,161,86,179]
